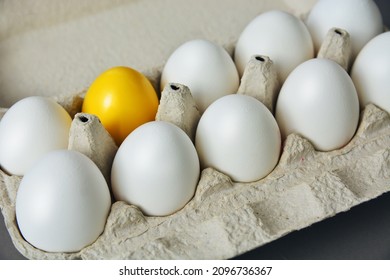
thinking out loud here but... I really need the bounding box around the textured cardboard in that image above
[1,0,389,259]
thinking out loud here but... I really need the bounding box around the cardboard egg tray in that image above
[1,0,390,259]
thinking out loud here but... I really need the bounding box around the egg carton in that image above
[1,0,390,260]
[1,98,390,259]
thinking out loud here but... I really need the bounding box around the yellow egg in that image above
[82,66,159,145]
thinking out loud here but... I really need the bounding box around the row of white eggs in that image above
[0,0,389,253]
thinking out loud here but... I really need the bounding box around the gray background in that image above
[1,0,390,260]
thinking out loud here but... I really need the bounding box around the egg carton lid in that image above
[0,0,316,108]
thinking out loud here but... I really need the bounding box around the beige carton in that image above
[1,0,389,259]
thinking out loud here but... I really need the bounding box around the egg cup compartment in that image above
[1,0,390,260]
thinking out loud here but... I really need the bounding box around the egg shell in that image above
[351,32,390,113]
[160,39,239,113]
[0,96,72,176]
[306,0,383,59]
[111,121,200,216]
[15,150,111,253]
[195,94,281,183]
[275,58,360,152]
[82,66,159,146]
[234,10,314,82]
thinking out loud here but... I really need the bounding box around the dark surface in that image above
[234,192,390,260]
[1,0,390,260]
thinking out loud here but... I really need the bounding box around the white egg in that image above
[306,0,383,59]
[275,58,359,152]
[160,39,239,113]
[111,121,200,216]
[351,32,390,113]
[0,96,72,176]
[234,10,314,82]
[15,150,111,253]
[195,94,281,183]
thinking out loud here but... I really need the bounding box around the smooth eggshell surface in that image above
[160,39,239,113]
[351,32,390,113]
[0,96,72,176]
[111,121,200,216]
[234,10,314,82]
[195,94,281,183]
[82,66,159,146]
[306,0,383,59]
[15,150,111,253]
[275,58,360,152]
